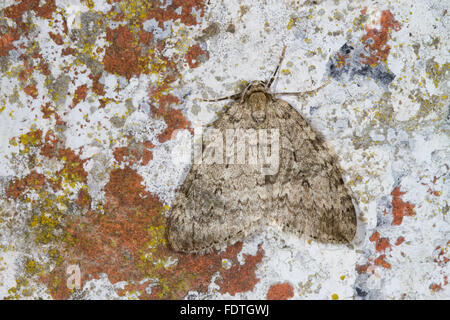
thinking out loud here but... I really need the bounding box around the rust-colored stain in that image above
[266,282,294,300]
[75,188,92,211]
[361,10,401,66]
[391,187,416,226]
[375,238,391,253]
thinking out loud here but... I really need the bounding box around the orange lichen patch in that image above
[61,47,76,56]
[427,187,440,197]
[44,165,264,300]
[75,188,91,211]
[4,0,57,26]
[113,141,154,166]
[139,30,154,46]
[5,128,89,203]
[24,84,38,98]
[55,148,88,185]
[336,53,350,69]
[395,237,405,246]
[104,167,157,208]
[433,244,449,267]
[375,238,391,252]
[141,148,154,165]
[43,167,164,299]
[41,103,61,121]
[40,130,58,158]
[361,10,401,66]
[391,187,416,226]
[0,30,18,57]
[108,0,206,28]
[22,128,43,145]
[6,171,47,200]
[429,283,443,292]
[35,54,51,76]
[369,231,391,252]
[30,130,89,186]
[217,244,265,295]
[103,25,142,79]
[369,231,380,242]
[266,282,294,300]
[71,84,88,108]
[151,105,192,143]
[356,263,370,274]
[48,32,63,45]
[90,74,105,96]
[374,254,391,269]
[185,44,209,68]
[143,241,264,299]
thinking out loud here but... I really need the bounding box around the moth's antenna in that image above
[266,45,287,90]
[199,93,241,102]
[272,79,331,97]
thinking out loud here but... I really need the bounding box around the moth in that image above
[168,46,357,254]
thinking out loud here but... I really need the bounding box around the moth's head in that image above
[242,80,270,104]
[242,80,270,124]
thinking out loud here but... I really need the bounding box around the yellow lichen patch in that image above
[287,17,296,30]
[331,293,339,300]
[24,259,42,276]
[18,128,42,154]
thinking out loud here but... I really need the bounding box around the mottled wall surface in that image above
[0,0,448,299]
